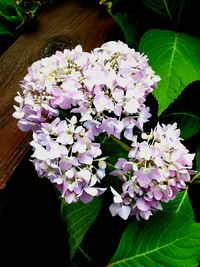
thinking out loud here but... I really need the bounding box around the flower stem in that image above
[106,161,116,169]
[189,171,200,184]
[110,135,131,152]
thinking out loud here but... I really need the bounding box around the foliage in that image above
[109,191,200,266]
[140,30,200,115]
[0,0,55,55]
[0,0,25,33]
[16,0,55,9]
[109,215,200,266]
[142,0,186,25]
[61,198,102,260]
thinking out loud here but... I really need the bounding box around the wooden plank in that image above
[0,0,114,189]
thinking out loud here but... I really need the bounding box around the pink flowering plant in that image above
[13,38,200,266]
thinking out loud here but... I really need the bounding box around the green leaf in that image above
[193,179,200,184]
[140,29,200,115]
[162,190,194,219]
[113,13,139,48]
[143,0,173,20]
[142,0,185,25]
[196,146,200,172]
[109,212,200,267]
[0,0,14,10]
[161,111,200,139]
[0,0,25,28]
[192,171,200,183]
[15,5,25,24]
[0,23,13,36]
[61,198,101,260]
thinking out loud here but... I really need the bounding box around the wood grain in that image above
[0,0,114,189]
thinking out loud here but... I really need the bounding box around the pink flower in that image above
[13,41,160,143]
[110,123,195,220]
[31,117,107,203]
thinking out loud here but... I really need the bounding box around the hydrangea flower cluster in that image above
[31,116,106,203]
[13,41,194,220]
[13,41,160,140]
[13,45,90,132]
[109,123,195,220]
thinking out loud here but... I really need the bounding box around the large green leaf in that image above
[109,213,200,267]
[61,198,101,260]
[139,29,200,115]
[161,111,200,139]
[109,188,200,266]
[101,0,141,49]
[113,13,139,48]
[143,0,173,20]
[163,190,194,218]
[142,0,185,24]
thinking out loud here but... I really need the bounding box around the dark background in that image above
[0,152,70,266]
